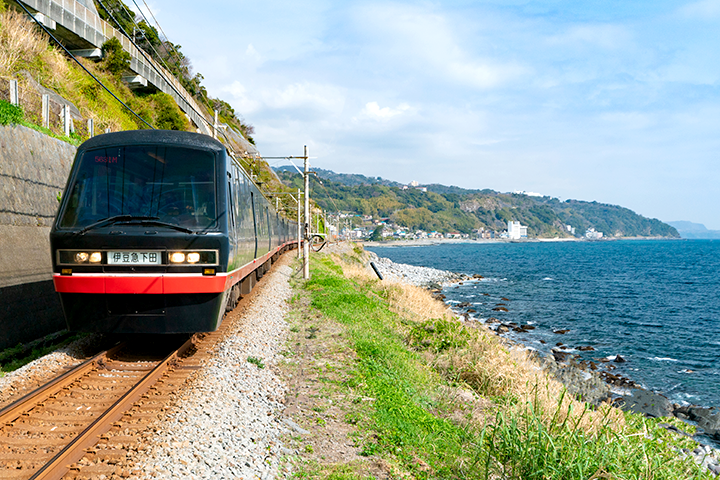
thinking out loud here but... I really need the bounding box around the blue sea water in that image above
[366,240,720,408]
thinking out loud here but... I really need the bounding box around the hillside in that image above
[668,221,720,239]
[275,168,679,238]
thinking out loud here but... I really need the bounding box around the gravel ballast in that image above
[126,257,295,479]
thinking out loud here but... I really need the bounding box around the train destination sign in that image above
[107,251,162,265]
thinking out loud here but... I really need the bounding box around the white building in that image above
[585,228,603,239]
[508,221,528,239]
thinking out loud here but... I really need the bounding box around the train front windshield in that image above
[59,145,217,230]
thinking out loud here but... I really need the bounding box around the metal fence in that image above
[0,74,106,139]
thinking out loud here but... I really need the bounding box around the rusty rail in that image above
[28,337,195,480]
[0,343,124,428]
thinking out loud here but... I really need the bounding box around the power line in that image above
[12,0,154,129]
[113,0,180,77]
[123,0,257,154]
[137,0,187,74]
[312,174,343,214]
[95,0,252,156]
[95,0,217,135]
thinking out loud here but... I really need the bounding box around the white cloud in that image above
[598,111,656,130]
[220,81,346,117]
[245,44,261,61]
[358,101,410,121]
[221,81,261,114]
[556,24,632,49]
[679,0,720,18]
[353,3,527,89]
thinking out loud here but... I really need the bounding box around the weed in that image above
[306,326,320,339]
[0,332,84,373]
[0,100,22,125]
[247,356,265,369]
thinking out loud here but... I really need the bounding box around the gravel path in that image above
[127,256,295,479]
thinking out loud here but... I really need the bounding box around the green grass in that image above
[0,100,23,125]
[0,331,85,373]
[247,356,265,369]
[294,255,713,479]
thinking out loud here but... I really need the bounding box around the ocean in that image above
[366,240,720,408]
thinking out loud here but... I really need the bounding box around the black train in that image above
[50,130,296,333]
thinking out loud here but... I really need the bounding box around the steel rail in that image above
[29,337,196,480]
[0,343,124,427]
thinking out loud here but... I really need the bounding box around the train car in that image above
[50,130,296,334]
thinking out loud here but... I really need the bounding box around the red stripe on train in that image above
[53,243,293,294]
[53,274,228,294]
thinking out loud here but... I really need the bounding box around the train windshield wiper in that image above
[75,215,159,235]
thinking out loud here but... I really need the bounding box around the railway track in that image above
[0,308,240,479]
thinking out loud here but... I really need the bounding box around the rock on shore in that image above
[368,253,468,287]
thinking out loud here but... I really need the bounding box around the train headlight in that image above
[169,252,186,263]
[166,250,217,265]
[89,252,102,263]
[74,252,89,263]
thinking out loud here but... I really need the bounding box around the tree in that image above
[370,226,384,241]
[101,37,131,76]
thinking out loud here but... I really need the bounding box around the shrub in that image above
[152,92,189,130]
[101,37,130,77]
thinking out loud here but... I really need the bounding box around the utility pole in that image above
[303,145,310,280]
[297,188,302,259]
[213,110,218,139]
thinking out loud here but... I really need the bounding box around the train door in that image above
[250,191,258,259]
[266,207,272,252]
[227,169,237,269]
[235,174,255,266]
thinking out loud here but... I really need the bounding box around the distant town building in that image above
[513,190,544,197]
[566,225,576,235]
[507,221,528,239]
[409,180,419,187]
[585,228,603,239]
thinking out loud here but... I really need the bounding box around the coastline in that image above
[361,235,680,248]
[367,249,720,454]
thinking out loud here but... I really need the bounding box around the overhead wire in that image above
[136,0,188,76]
[95,0,214,130]
[12,0,154,129]
[96,0,250,156]
[311,173,343,214]
[125,0,259,157]
[113,0,180,76]
[19,0,249,159]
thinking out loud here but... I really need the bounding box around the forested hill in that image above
[275,168,679,239]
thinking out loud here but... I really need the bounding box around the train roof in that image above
[77,130,226,153]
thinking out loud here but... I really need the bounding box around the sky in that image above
[137,0,720,229]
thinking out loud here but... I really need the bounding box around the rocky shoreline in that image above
[369,253,720,475]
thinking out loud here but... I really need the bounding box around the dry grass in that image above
[0,8,47,77]
[333,243,625,437]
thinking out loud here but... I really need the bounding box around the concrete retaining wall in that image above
[0,124,76,349]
